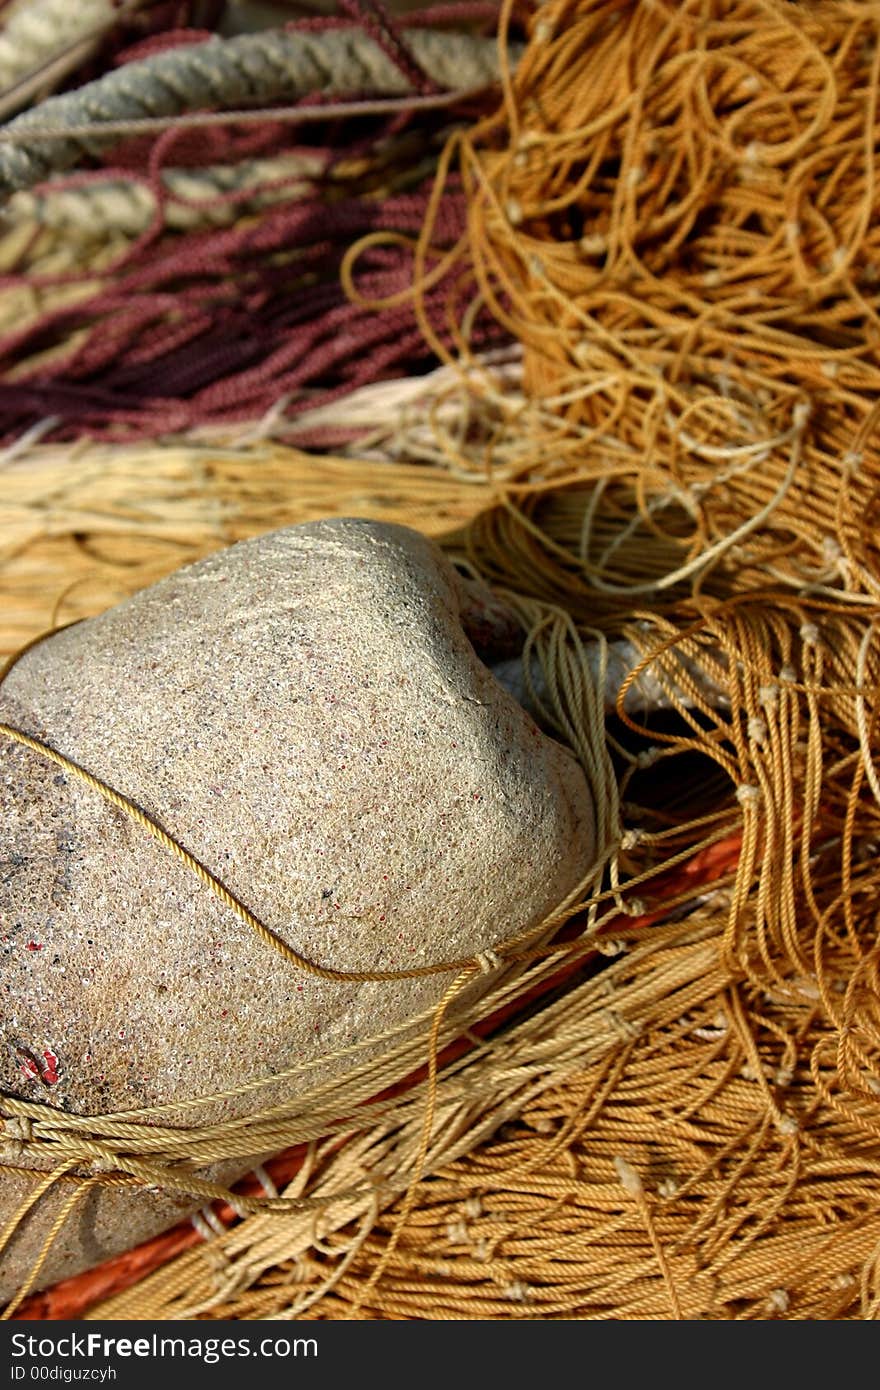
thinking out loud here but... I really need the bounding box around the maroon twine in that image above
[0,177,504,443]
[0,3,510,444]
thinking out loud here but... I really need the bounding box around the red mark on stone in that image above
[41,1049,59,1085]
[26,941,42,952]
[16,1046,59,1084]
[17,1052,40,1082]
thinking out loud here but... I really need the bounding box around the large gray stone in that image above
[0,518,594,1301]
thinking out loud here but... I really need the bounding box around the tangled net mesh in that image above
[3,0,880,1321]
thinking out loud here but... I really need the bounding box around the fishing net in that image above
[2,0,880,1321]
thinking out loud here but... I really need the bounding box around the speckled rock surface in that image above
[0,518,595,1300]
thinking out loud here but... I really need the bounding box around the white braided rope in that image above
[5,151,328,235]
[0,27,514,197]
[0,0,124,90]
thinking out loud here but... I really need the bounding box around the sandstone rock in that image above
[0,518,594,1300]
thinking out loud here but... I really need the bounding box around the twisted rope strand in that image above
[0,27,518,196]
